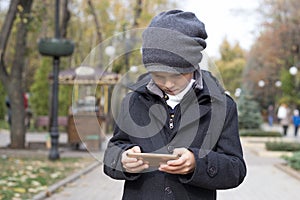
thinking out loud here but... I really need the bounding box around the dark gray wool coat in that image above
[103,70,247,200]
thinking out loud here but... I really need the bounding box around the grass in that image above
[0,120,9,130]
[0,155,94,200]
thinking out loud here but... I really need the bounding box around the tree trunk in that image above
[87,0,104,67]
[87,0,103,44]
[133,0,142,28]
[0,0,34,148]
[61,0,71,38]
[11,0,34,148]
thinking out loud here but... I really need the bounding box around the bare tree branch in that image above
[0,0,20,80]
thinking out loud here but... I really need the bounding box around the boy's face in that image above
[151,71,193,95]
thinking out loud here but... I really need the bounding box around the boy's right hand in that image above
[121,146,149,173]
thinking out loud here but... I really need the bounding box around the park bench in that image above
[34,116,68,130]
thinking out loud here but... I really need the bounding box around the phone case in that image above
[127,152,180,167]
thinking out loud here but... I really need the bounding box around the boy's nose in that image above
[164,79,175,88]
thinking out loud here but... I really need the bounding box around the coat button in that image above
[165,186,172,195]
[207,166,217,177]
[167,145,174,153]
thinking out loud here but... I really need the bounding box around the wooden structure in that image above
[58,66,119,151]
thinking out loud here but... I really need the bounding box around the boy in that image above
[104,10,246,200]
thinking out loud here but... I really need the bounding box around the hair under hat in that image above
[142,10,207,73]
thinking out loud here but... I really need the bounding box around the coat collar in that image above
[127,69,225,103]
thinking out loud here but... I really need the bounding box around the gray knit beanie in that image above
[142,10,207,73]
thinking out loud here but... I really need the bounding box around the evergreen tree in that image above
[58,85,72,116]
[237,88,263,129]
[30,59,52,116]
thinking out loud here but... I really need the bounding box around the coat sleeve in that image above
[103,96,141,181]
[179,97,247,189]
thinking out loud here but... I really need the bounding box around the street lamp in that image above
[234,88,242,98]
[289,66,298,76]
[257,79,282,109]
[130,65,138,73]
[105,46,116,72]
[38,0,74,160]
[258,80,265,88]
[275,80,282,88]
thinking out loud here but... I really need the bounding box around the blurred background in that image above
[0,0,300,199]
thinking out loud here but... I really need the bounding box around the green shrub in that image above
[266,141,300,152]
[0,119,9,129]
[283,151,300,170]
[240,129,282,137]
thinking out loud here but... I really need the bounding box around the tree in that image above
[237,89,263,129]
[0,84,5,120]
[0,0,177,149]
[245,0,300,109]
[215,38,246,95]
[30,59,52,116]
[0,0,34,148]
[30,0,73,119]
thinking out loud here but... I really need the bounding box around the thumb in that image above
[173,147,187,156]
[132,146,141,153]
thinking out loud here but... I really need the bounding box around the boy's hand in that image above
[158,148,195,175]
[121,146,149,173]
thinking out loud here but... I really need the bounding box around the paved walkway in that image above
[1,124,300,199]
[43,139,300,200]
[42,124,300,199]
[0,129,68,148]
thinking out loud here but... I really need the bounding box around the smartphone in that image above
[127,152,180,167]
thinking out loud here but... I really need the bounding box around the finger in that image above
[125,163,149,173]
[122,157,139,164]
[124,159,144,168]
[132,146,142,153]
[159,163,184,171]
[159,165,192,174]
[167,157,185,166]
[159,166,184,174]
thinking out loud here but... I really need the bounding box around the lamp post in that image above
[38,0,74,160]
[257,79,282,109]
[49,0,61,160]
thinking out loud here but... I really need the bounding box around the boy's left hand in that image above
[158,148,195,174]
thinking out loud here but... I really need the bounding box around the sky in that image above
[177,0,262,58]
[0,0,261,58]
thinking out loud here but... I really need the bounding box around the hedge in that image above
[265,141,300,152]
[239,129,282,137]
[283,151,300,170]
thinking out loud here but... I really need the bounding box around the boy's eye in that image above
[153,75,163,80]
[172,74,181,78]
